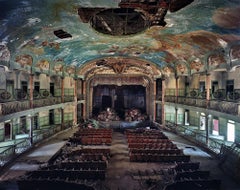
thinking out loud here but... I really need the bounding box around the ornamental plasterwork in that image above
[15,54,33,67]
[78,57,161,77]
[162,66,174,77]
[190,58,204,72]
[85,63,156,81]
[108,60,127,74]
[126,66,153,76]
[65,66,76,75]
[36,59,50,71]
[230,44,240,62]
[207,54,225,67]
[90,76,151,87]
[53,63,63,73]
[176,63,188,75]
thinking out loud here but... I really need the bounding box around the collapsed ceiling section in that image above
[0,0,239,77]
[78,0,194,35]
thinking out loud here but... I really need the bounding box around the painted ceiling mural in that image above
[0,0,240,76]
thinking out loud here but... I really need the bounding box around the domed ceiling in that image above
[0,0,240,76]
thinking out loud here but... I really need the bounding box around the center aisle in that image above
[105,131,140,190]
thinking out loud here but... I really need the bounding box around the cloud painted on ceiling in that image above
[0,0,239,70]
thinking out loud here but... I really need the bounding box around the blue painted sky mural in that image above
[0,0,239,72]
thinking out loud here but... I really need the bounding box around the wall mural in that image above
[0,0,239,75]
[176,63,188,76]
[207,53,226,71]
[230,45,240,62]
[162,66,174,77]
[53,63,63,73]
[15,54,33,68]
[0,44,10,63]
[36,59,50,71]
[190,58,204,73]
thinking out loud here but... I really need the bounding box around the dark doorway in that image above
[33,115,39,130]
[21,81,28,93]
[4,123,11,140]
[226,80,234,94]
[50,82,55,96]
[212,81,218,94]
[49,109,55,125]
[34,82,40,93]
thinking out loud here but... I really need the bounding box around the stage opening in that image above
[92,85,146,121]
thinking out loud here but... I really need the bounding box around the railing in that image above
[32,125,62,144]
[163,88,240,116]
[0,138,31,167]
[0,100,30,115]
[0,88,81,116]
[164,88,240,102]
[209,100,239,115]
[0,89,14,102]
[33,97,61,108]
[165,121,224,155]
[0,125,64,168]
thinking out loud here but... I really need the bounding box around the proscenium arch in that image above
[78,56,163,119]
[77,56,162,79]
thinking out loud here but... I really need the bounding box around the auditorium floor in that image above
[0,127,239,190]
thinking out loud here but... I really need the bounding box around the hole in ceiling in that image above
[90,8,149,36]
[54,29,72,39]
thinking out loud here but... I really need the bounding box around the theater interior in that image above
[0,0,240,189]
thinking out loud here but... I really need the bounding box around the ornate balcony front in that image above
[161,88,240,116]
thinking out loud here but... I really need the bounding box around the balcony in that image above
[0,88,84,116]
[158,88,240,116]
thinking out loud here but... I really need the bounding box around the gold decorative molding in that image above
[78,57,161,80]
[90,75,151,87]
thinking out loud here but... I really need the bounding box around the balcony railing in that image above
[0,100,30,115]
[0,124,64,168]
[161,88,240,116]
[33,97,61,108]
[0,138,31,167]
[165,121,224,155]
[0,88,85,116]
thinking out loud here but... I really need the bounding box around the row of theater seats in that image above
[67,148,111,156]
[43,161,108,170]
[24,169,106,180]
[126,129,190,163]
[17,128,112,190]
[126,129,221,189]
[128,142,177,149]
[163,160,221,189]
[17,179,95,190]
[70,128,113,145]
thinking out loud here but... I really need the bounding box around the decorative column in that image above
[28,115,33,144]
[73,78,78,125]
[82,79,86,119]
[61,76,65,103]
[161,78,166,127]
[61,108,64,130]
[206,73,211,108]
[205,114,209,145]
[175,108,178,127]
[153,80,157,121]
[29,73,34,108]
[89,84,93,118]
[175,76,179,103]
